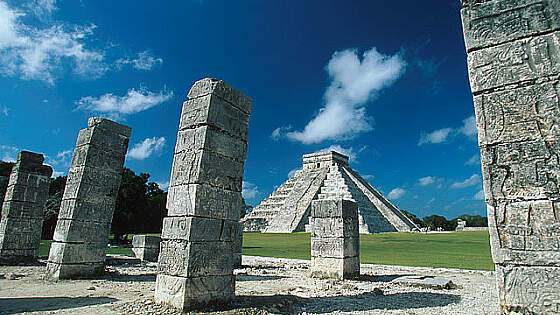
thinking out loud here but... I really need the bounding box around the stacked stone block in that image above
[155,78,251,311]
[233,222,243,267]
[46,117,131,279]
[310,198,359,280]
[132,235,161,262]
[0,175,8,217]
[0,152,52,263]
[460,0,560,313]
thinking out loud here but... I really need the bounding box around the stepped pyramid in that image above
[242,151,418,233]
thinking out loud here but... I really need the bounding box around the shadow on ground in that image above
[235,291,461,314]
[359,274,410,283]
[0,296,117,314]
[236,273,287,282]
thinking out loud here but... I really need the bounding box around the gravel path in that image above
[0,256,498,314]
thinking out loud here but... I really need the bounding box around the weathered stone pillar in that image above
[233,222,243,268]
[0,175,9,217]
[46,117,131,279]
[310,198,359,279]
[460,1,560,313]
[155,78,251,311]
[132,235,161,262]
[0,152,52,263]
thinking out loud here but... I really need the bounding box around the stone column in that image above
[0,152,52,263]
[460,1,560,313]
[155,78,251,311]
[132,235,161,262]
[233,222,243,268]
[310,198,359,279]
[46,117,131,279]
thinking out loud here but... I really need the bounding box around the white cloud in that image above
[465,154,481,166]
[1,105,7,116]
[320,144,357,162]
[242,181,259,199]
[76,87,173,119]
[156,180,169,191]
[0,1,107,84]
[388,187,406,200]
[473,189,485,200]
[287,168,299,178]
[46,149,72,168]
[51,170,64,178]
[271,125,291,141]
[26,0,57,20]
[284,47,405,144]
[459,115,477,138]
[362,174,375,180]
[451,174,481,189]
[0,145,18,162]
[116,50,163,71]
[127,137,166,160]
[418,115,477,146]
[418,176,438,186]
[418,127,452,145]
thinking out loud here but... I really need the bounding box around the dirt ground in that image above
[0,255,498,315]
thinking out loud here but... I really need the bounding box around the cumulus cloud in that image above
[271,125,292,141]
[45,149,72,169]
[451,174,481,189]
[156,180,169,191]
[0,1,108,84]
[418,176,438,186]
[418,128,452,145]
[473,189,485,200]
[418,115,477,145]
[116,50,163,71]
[76,87,173,119]
[25,0,57,20]
[362,174,375,181]
[388,187,406,200]
[127,137,166,160]
[0,145,18,162]
[465,154,481,166]
[283,47,405,144]
[287,168,299,178]
[242,181,259,199]
[320,144,357,162]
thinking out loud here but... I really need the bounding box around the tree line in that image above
[401,210,488,231]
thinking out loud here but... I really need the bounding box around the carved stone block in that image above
[0,151,52,263]
[166,184,242,221]
[311,256,360,280]
[311,198,358,219]
[132,235,161,262]
[161,217,235,242]
[46,117,130,279]
[157,240,233,277]
[175,126,247,163]
[461,0,560,52]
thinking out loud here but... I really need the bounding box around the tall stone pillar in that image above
[46,117,131,279]
[310,198,359,280]
[155,78,251,311]
[0,151,52,263]
[460,1,560,313]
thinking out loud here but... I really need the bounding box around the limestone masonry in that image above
[310,198,360,280]
[0,151,52,263]
[155,78,251,311]
[132,235,161,262]
[242,151,417,233]
[461,0,560,313]
[46,117,131,279]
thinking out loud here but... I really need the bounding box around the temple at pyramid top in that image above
[242,150,418,233]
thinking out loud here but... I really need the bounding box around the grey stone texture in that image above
[310,198,359,280]
[0,151,52,263]
[461,1,560,313]
[132,235,161,262]
[46,117,130,279]
[242,151,417,234]
[155,78,251,312]
[233,221,243,268]
[0,176,8,217]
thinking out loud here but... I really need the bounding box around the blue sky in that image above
[0,0,485,219]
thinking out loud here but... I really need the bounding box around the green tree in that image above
[240,198,253,219]
[0,161,14,177]
[423,214,455,231]
[456,214,488,227]
[42,176,67,239]
[401,210,425,228]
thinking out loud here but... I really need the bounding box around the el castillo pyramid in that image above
[242,151,418,233]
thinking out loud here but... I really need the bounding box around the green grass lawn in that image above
[39,230,494,271]
[242,231,494,271]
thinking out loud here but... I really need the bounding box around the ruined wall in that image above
[460,0,560,313]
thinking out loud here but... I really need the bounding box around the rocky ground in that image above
[0,255,498,315]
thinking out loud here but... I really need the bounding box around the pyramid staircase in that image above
[242,151,418,233]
